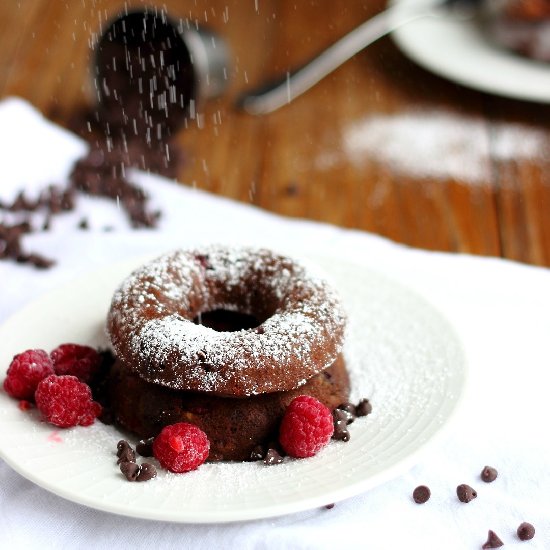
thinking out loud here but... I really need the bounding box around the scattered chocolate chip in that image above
[335,406,355,425]
[457,484,477,503]
[355,398,372,417]
[250,445,265,461]
[324,503,335,510]
[0,222,55,269]
[332,409,351,441]
[481,466,498,483]
[117,446,136,464]
[263,448,284,465]
[256,326,265,334]
[116,440,132,457]
[136,437,155,457]
[517,522,535,541]
[337,402,356,417]
[482,530,503,549]
[120,461,140,481]
[78,217,89,230]
[412,485,431,504]
[136,462,157,482]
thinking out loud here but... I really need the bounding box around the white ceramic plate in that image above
[0,255,466,523]
[392,0,550,103]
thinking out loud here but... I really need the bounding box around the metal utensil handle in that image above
[237,3,436,115]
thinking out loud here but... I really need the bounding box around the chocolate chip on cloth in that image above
[0,221,55,269]
[482,530,504,549]
[480,466,498,483]
[412,485,431,504]
[517,522,535,541]
[456,484,477,503]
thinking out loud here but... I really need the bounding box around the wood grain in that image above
[1,0,550,265]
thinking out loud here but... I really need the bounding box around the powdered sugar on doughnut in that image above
[106,246,347,397]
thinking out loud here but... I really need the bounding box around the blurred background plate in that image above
[392,0,550,103]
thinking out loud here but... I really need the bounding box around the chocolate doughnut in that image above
[106,353,350,462]
[106,246,347,397]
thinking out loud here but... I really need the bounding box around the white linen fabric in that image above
[0,98,548,549]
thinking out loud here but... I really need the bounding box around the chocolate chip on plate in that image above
[517,522,535,541]
[355,398,372,417]
[136,437,155,457]
[480,466,498,483]
[456,484,477,503]
[249,445,265,461]
[263,448,284,465]
[412,485,431,504]
[136,462,157,482]
[116,440,132,457]
[336,402,356,423]
[482,530,503,549]
[120,461,140,481]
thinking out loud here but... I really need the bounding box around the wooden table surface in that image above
[2,0,550,266]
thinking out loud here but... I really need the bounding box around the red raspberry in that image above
[3,349,54,401]
[50,344,102,383]
[35,374,102,428]
[279,395,334,458]
[153,423,210,473]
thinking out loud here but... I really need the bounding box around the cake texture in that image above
[106,354,350,461]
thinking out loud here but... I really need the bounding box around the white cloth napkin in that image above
[1,98,549,550]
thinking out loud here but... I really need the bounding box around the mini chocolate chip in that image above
[324,503,335,509]
[412,485,431,504]
[334,407,355,425]
[333,428,350,442]
[120,461,140,481]
[456,484,477,503]
[332,411,351,441]
[78,217,89,230]
[116,440,132,457]
[136,462,157,482]
[117,446,136,464]
[263,448,284,465]
[256,326,265,334]
[136,437,155,457]
[355,398,372,417]
[517,522,535,541]
[481,466,498,483]
[337,402,357,421]
[250,445,265,461]
[482,530,503,549]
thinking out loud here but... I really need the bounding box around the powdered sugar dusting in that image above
[334,110,548,184]
[107,246,347,396]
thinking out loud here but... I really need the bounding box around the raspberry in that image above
[3,349,54,400]
[35,374,102,428]
[279,395,334,458]
[153,423,210,473]
[50,343,102,383]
